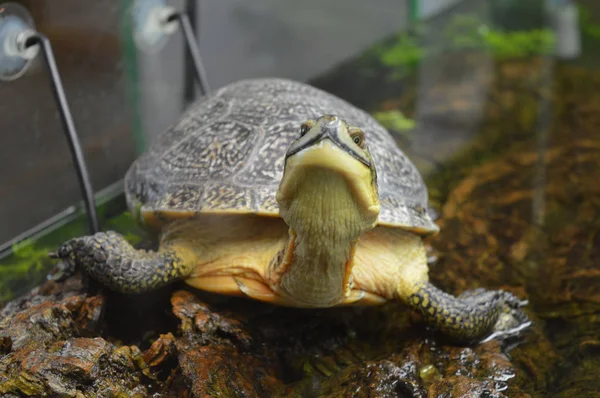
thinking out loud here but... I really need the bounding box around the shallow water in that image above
[2,4,600,397]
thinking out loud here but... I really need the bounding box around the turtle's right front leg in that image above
[49,231,194,294]
[407,282,530,343]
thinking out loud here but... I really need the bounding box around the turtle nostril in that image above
[325,115,340,127]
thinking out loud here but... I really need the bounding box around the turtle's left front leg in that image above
[407,282,530,343]
[49,231,194,294]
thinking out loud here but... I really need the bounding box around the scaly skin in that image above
[50,231,529,341]
[49,113,530,340]
[52,232,528,341]
[408,283,529,342]
[50,231,192,294]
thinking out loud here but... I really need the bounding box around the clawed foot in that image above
[47,231,123,283]
[458,288,531,342]
[48,231,186,294]
[48,238,83,282]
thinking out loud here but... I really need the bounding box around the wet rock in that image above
[314,359,426,397]
[298,338,525,397]
[171,290,284,397]
[165,290,528,397]
[0,280,175,397]
[0,294,103,352]
[0,279,532,397]
[0,337,149,397]
[142,332,177,372]
[428,377,501,398]
[172,290,251,347]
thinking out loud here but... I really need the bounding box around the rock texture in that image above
[0,273,534,397]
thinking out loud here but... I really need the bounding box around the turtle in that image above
[50,78,529,342]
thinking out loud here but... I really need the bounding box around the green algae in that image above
[374,13,555,74]
[0,205,144,303]
[372,110,416,132]
[442,14,555,59]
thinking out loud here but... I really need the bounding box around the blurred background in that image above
[0,0,417,250]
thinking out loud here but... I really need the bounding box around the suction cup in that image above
[132,0,178,53]
[0,2,38,81]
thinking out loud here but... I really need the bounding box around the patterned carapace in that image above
[125,78,438,234]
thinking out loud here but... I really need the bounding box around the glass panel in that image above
[0,0,137,246]
[0,0,406,250]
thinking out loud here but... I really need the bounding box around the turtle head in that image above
[276,115,380,236]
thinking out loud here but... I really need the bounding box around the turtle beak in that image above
[276,115,379,223]
[285,115,372,168]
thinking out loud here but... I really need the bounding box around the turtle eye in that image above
[351,131,365,148]
[300,124,309,137]
[300,121,314,137]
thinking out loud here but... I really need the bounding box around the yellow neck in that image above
[276,170,375,307]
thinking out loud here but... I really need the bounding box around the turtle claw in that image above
[47,259,77,282]
[47,240,79,282]
[455,288,532,342]
[517,298,529,308]
[486,290,532,342]
[498,291,530,314]
[480,319,532,343]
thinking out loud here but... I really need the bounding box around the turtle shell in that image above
[125,78,439,235]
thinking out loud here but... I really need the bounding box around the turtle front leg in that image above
[49,231,194,294]
[407,282,530,343]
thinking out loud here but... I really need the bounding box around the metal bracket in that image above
[132,0,211,96]
[0,2,99,234]
[0,0,212,238]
